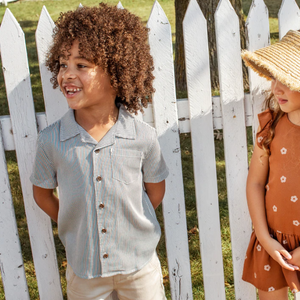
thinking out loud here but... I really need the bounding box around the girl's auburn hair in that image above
[259,92,285,155]
[46,3,155,114]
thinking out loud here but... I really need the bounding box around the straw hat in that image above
[241,30,300,91]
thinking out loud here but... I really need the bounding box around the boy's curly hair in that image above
[46,3,155,114]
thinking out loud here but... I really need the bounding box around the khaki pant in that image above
[66,253,166,300]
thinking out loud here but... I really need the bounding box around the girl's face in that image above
[57,40,116,112]
[271,79,300,123]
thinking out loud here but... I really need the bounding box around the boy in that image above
[31,4,168,300]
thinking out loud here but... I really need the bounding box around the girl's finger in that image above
[279,250,292,260]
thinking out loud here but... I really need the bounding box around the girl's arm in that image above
[33,185,59,223]
[247,138,297,271]
[144,180,165,209]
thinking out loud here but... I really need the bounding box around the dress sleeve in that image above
[256,109,273,149]
[142,132,169,183]
[30,134,57,189]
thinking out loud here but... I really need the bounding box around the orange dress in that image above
[243,109,300,292]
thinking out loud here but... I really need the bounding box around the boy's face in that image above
[57,40,116,112]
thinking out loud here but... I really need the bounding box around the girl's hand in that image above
[262,237,299,271]
[286,247,300,268]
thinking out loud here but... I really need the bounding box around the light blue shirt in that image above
[30,106,169,278]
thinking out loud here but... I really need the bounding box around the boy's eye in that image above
[77,64,87,68]
[59,63,67,69]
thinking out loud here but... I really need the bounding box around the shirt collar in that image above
[59,105,136,142]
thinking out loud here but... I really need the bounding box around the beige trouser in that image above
[66,253,166,300]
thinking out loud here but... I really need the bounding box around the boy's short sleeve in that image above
[30,135,57,189]
[142,134,169,183]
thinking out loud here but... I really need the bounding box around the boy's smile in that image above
[57,40,116,113]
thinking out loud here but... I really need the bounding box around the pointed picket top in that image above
[246,0,269,51]
[215,0,236,19]
[147,1,170,32]
[0,8,23,39]
[245,0,270,142]
[36,6,68,125]
[117,1,124,9]
[215,0,242,104]
[183,0,211,115]
[279,0,300,39]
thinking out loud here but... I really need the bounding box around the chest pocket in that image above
[111,148,143,184]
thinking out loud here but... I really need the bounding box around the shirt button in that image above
[94,149,100,154]
[103,253,109,259]
[96,176,102,182]
[101,228,107,234]
[99,203,105,209]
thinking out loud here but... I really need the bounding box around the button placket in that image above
[93,146,108,266]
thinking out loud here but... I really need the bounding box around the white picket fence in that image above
[1,0,300,299]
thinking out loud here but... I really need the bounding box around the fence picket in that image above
[36,6,68,125]
[183,1,225,299]
[278,0,300,39]
[147,1,193,299]
[0,9,63,300]
[0,127,29,300]
[215,1,255,299]
[245,0,270,142]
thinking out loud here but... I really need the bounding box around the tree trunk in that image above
[174,0,248,94]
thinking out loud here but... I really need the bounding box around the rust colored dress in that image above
[243,109,300,293]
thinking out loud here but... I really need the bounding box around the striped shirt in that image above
[30,105,169,278]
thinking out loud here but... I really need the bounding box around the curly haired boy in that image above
[30,4,169,300]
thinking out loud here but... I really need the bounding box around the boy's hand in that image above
[286,247,300,269]
[262,237,299,271]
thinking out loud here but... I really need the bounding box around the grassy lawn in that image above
[0,0,298,299]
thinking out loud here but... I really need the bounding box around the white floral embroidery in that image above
[283,240,288,245]
[264,265,271,271]
[277,230,282,234]
[268,287,275,292]
[254,272,257,278]
[280,147,287,154]
[293,220,300,226]
[291,196,298,202]
[266,184,270,191]
[258,136,263,143]
[280,176,286,183]
[257,245,261,251]
[273,205,277,212]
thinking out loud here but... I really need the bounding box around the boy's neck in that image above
[74,103,119,142]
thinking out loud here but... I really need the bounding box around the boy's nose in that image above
[62,68,76,80]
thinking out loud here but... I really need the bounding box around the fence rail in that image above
[0,0,299,299]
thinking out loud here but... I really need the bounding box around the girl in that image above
[241,30,300,300]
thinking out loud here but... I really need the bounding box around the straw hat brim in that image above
[241,30,300,92]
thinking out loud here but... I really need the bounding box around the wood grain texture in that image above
[183,1,225,299]
[0,9,63,300]
[215,0,255,299]
[148,2,193,299]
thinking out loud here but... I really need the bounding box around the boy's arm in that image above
[33,185,59,223]
[144,180,165,209]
